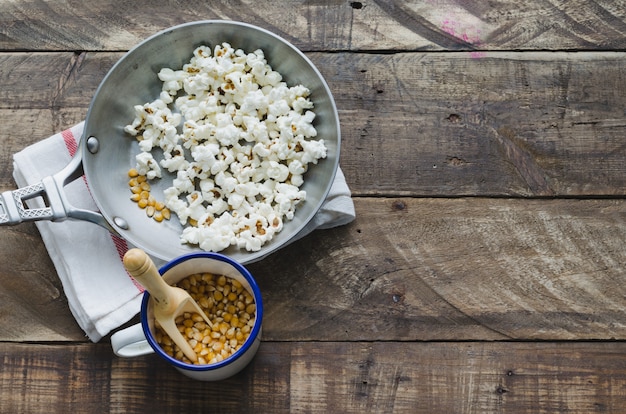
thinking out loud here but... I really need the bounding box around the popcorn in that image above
[135,152,161,180]
[125,43,327,252]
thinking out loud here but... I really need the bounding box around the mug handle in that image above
[110,323,154,357]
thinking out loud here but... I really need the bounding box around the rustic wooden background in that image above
[1,0,626,412]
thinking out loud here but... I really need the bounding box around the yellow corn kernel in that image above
[230,316,239,329]
[153,211,164,222]
[198,297,210,309]
[130,193,141,202]
[154,201,165,211]
[136,175,147,183]
[130,185,142,194]
[226,327,236,339]
[128,168,139,178]
[192,313,204,323]
[246,304,256,315]
[146,206,155,218]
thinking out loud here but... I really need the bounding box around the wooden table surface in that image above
[2,1,626,412]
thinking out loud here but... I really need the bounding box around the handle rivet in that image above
[87,136,100,154]
[113,216,129,230]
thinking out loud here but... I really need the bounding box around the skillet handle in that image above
[0,182,55,224]
[0,137,120,236]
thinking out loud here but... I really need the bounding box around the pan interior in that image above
[82,21,340,263]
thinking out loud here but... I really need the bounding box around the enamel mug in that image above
[111,252,263,381]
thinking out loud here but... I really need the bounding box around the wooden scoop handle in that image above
[123,248,175,311]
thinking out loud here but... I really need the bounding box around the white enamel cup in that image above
[111,252,263,381]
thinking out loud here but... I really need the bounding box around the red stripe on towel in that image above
[60,126,143,292]
[61,128,78,157]
[112,234,144,292]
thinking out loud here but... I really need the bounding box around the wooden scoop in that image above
[123,248,213,363]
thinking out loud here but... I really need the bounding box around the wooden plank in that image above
[0,108,87,189]
[327,51,626,197]
[0,222,85,340]
[0,341,626,413]
[1,0,626,52]
[252,197,626,342]
[1,198,626,342]
[2,51,626,197]
[0,52,116,110]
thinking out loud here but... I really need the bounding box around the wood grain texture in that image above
[1,198,625,342]
[1,341,626,413]
[2,52,626,196]
[326,51,626,197]
[252,197,626,341]
[1,0,626,52]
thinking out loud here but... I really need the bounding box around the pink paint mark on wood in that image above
[469,51,487,58]
[440,16,485,58]
[442,18,482,43]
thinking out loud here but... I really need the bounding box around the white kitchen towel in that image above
[11,122,355,342]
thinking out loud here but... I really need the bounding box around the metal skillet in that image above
[0,21,340,264]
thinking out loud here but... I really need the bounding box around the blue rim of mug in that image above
[140,251,263,371]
